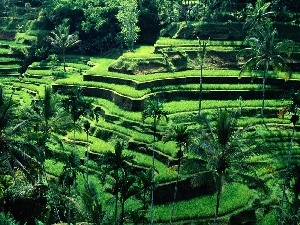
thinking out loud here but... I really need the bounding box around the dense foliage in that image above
[0,0,300,224]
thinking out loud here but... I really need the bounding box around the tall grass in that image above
[156,37,245,47]
[152,183,252,222]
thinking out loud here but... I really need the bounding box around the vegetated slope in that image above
[1,6,300,225]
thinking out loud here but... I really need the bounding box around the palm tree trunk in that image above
[214,173,223,225]
[73,121,76,151]
[261,60,269,118]
[198,63,203,117]
[169,147,182,225]
[278,118,297,225]
[143,188,146,225]
[115,170,119,225]
[150,118,157,225]
[120,195,125,225]
[85,131,89,184]
[63,50,66,72]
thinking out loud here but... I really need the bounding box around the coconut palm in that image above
[136,168,152,225]
[142,95,168,225]
[197,37,209,117]
[99,140,134,225]
[83,120,91,184]
[118,169,139,225]
[0,86,42,184]
[278,91,300,225]
[61,86,94,152]
[238,25,293,118]
[191,109,266,225]
[23,86,70,152]
[244,0,275,34]
[163,124,191,225]
[47,20,80,72]
[58,149,81,225]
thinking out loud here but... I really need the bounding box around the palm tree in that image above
[192,109,266,225]
[119,169,139,225]
[238,25,293,118]
[0,86,42,184]
[244,0,275,35]
[197,37,209,116]
[163,124,191,225]
[80,181,104,224]
[83,120,91,184]
[99,140,134,225]
[278,91,300,225]
[136,168,152,225]
[59,149,81,225]
[61,86,94,152]
[142,95,168,225]
[47,20,80,72]
[24,87,70,153]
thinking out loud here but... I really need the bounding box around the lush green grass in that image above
[0,48,11,54]
[95,99,142,121]
[0,64,20,69]
[55,74,151,98]
[1,45,299,224]
[152,183,252,222]
[0,57,20,62]
[44,159,64,177]
[121,45,158,58]
[156,37,245,47]
[257,210,277,225]
[25,69,53,76]
[153,83,270,92]
[87,62,300,82]
[0,39,28,47]
[12,81,44,95]
[164,99,289,114]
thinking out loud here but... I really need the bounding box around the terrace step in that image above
[84,74,300,90]
[0,44,10,48]
[53,84,288,112]
[0,59,22,65]
[0,67,21,75]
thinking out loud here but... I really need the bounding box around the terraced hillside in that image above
[0,44,299,224]
[1,8,300,224]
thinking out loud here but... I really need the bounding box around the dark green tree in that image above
[278,91,300,225]
[116,0,140,51]
[244,0,275,35]
[136,168,152,225]
[192,109,266,225]
[163,124,191,225]
[47,20,80,72]
[22,86,71,181]
[0,86,42,184]
[83,120,91,184]
[80,181,104,224]
[238,25,293,118]
[99,140,134,225]
[197,37,209,117]
[58,150,81,225]
[142,95,168,225]
[61,86,94,152]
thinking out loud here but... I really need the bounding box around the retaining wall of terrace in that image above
[53,84,290,112]
[84,74,300,90]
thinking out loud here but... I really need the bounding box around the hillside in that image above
[1,1,300,225]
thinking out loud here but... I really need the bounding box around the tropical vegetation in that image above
[0,0,300,224]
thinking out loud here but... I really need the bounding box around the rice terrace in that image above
[1,0,300,224]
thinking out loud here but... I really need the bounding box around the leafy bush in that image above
[0,212,20,225]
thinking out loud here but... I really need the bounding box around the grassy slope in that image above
[1,10,300,223]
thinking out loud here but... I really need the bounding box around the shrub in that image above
[0,212,20,225]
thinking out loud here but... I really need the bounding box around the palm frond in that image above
[0,151,14,177]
